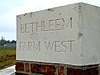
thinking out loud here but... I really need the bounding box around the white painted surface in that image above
[0,65,15,75]
[16,3,100,65]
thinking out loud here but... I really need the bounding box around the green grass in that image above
[0,46,16,69]
[0,46,16,56]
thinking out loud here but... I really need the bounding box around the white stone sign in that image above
[17,3,100,65]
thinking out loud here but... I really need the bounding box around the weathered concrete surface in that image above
[17,2,100,65]
[17,2,80,65]
[78,3,100,65]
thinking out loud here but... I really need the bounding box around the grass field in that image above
[0,46,16,69]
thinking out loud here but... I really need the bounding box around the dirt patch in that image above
[0,54,16,69]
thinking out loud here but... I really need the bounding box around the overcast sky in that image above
[0,0,100,40]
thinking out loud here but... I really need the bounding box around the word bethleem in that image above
[20,17,72,33]
[19,40,74,52]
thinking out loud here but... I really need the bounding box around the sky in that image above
[0,0,100,41]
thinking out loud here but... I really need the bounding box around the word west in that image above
[20,17,72,33]
[19,40,74,52]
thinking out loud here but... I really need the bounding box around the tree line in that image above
[0,39,16,46]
